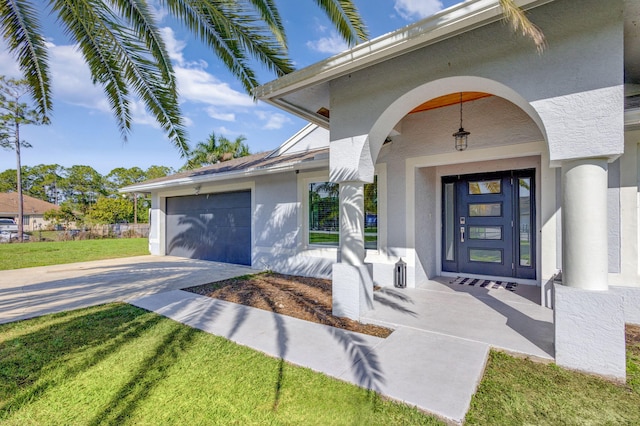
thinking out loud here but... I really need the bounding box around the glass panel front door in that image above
[442,170,536,279]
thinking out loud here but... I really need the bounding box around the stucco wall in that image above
[608,159,621,273]
[253,168,339,278]
[254,172,299,251]
[328,0,624,183]
[414,167,437,286]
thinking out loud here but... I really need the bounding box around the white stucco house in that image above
[123,0,640,380]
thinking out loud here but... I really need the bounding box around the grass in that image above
[309,233,377,245]
[1,304,639,425]
[466,342,640,425]
[0,304,440,425]
[0,238,149,270]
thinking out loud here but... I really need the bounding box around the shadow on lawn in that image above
[183,272,413,404]
[0,304,164,419]
[88,320,199,425]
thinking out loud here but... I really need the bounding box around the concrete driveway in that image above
[0,255,254,324]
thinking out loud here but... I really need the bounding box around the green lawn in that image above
[466,343,640,425]
[0,238,149,270]
[1,305,639,425]
[0,304,440,425]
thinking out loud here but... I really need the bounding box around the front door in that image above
[442,170,535,280]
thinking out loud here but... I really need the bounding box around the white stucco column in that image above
[332,181,373,320]
[556,157,626,380]
[339,182,366,265]
[561,158,609,290]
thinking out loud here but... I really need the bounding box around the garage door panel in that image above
[166,191,251,265]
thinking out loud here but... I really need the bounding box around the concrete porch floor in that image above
[363,277,555,360]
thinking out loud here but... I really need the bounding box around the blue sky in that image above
[0,0,460,175]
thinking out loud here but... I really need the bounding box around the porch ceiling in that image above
[409,92,493,114]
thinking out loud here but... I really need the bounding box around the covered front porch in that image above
[255,0,630,381]
[364,277,554,360]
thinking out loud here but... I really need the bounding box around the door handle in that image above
[460,226,465,243]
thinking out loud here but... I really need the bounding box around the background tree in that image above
[86,197,133,225]
[59,165,106,215]
[0,76,47,241]
[184,132,251,170]
[145,165,173,180]
[106,166,150,224]
[105,167,145,195]
[27,164,63,204]
[43,203,79,229]
[0,1,369,156]
[0,168,17,193]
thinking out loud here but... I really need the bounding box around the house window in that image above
[364,177,377,250]
[308,178,378,249]
[309,182,339,246]
[23,216,30,226]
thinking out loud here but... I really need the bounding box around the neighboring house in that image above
[123,0,640,380]
[0,193,59,231]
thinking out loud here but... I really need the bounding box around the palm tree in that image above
[0,2,544,157]
[0,1,369,156]
[185,132,251,169]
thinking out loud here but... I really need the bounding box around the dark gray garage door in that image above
[166,190,251,265]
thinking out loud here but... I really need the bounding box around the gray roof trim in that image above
[120,149,329,193]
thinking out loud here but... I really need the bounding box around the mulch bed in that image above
[183,272,393,338]
[627,324,640,349]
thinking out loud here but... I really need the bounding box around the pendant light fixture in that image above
[452,92,470,151]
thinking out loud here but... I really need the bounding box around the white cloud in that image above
[47,42,110,112]
[0,41,21,77]
[129,100,160,128]
[175,67,253,106]
[306,32,348,55]
[394,0,443,20]
[159,27,185,65]
[256,111,292,130]
[216,126,239,135]
[148,0,169,22]
[205,107,236,121]
[3,24,253,132]
[160,26,253,108]
[182,116,194,127]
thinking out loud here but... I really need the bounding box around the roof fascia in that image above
[625,108,640,130]
[266,123,318,158]
[254,0,553,101]
[120,156,329,194]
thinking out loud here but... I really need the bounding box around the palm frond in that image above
[163,0,292,93]
[313,0,368,45]
[499,0,546,52]
[246,0,286,47]
[51,0,188,155]
[0,0,51,120]
[108,0,175,85]
[50,0,131,140]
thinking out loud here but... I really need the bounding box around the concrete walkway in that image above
[129,289,489,424]
[1,257,554,424]
[0,255,252,324]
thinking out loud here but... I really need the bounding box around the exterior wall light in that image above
[453,92,470,151]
